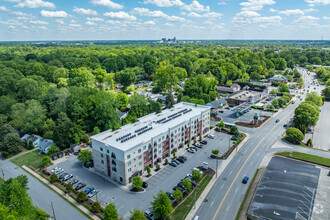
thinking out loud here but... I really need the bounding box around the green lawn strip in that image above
[11,150,44,169]
[170,175,213,220]
[20,166,94,220]
[235,169,259,220]
[276,152,330,166]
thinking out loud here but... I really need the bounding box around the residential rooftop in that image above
[91,102,210,152]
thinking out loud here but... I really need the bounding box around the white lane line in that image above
[226,206,230,211]
[210,201,214,207]
[229,170,233,175]
[237,158,241,163]
[235,188,238,194]
[220,185,224,190]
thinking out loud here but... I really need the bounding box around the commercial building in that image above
[268,74,288,83]
[90,102,211,185]
[206,98,228,113]
[227,89,268,106]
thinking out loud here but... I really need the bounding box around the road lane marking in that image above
[229,170,233,175]
[220,185,224,190]
[211,108,295,220]
[235,188,238,194]
[226,206,230,211]
[211,201,214,207]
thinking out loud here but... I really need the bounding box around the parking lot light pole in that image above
[95,189,98,202]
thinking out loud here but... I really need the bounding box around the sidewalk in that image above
[22,165,99,220]
[185,132,250,220]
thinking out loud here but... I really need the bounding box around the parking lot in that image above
[48,132,233,218]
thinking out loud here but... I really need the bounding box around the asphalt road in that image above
[312,102,330,151]
[195,68,328,220]
[0,157,88,220]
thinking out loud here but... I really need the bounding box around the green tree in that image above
[172,150,176,158]
[293,102,319,133]
[129,209,146,220]
[151,190,173,219]
[285,127,304,144]
[279,83,289,93]
[116,68,137,88]
[323,86,330,100]
[91,202,101,213]
[165,93,175,108]
[270,89,278,96]
[117,92,129,110]
[154,64,187,91]
[77,192,87,202]
[307,138,313,146]
[66,183,73,192]
[17,78,43,102]
[182,179,193,191]
[53,112,74,150]
[46,144,60,156]
[0,132,24,157]
[93,126,101,135]
[230,125,238,134]
[147,166,151,176]
[132,176,143,190]
[272,99,279,107]
[218,121,225,129]
[212,149,219,156]
[42,156,51,167]
[104,203,118,220]
[70,67,95,88]
[50,173,58,183]
[173,188,183,201]
[191,170,202,182]
[305,92,323,107]
[77,149,93,163]
[27,139,34,150]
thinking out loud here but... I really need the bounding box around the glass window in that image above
[111,153,116,159]
[101,154,103,158]
[162,136,164,140]
[138,149,141,153]
[138,155,142,159]
[144,152,147,156]
[144,159,147,163]
[158,138,161,142]
[139,162,142,166]
[128,168,131,172]
[101,160,104,164]
[107,149,109,154]
[128,161,131,166]
[127,155,131,159]
[112,166,117,172]
[100,147,103,151]
[143,145,146,150]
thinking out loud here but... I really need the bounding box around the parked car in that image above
[169,162,177,167]
[84,187,94,195]
[173,186,184,191]
[177,158,185,163]
[187,148,196,154]
[225,107,230,109]
[242,176,249,184]
[190,147,198,151]
[219,110,224,113]
[177,182,186,190]
[142,182,148,188]
[54,168,64,175]
[215,127,221,132]
[275,119,280,123]
[194,143,202,148]
[166,192,174,200]
[208,134,215,139]
[144,209,155,220]
[74,150,80,155]
[283,124,287,127]
[70,179,79,185]
[193,167,203,175]
[58,173,68,179]
[74,183,86,190]
[51,167,59,173]
[231,136,238,141]
[179,156,187,161]
[200,140,207,145]
[173,160,181,165]
[63,174,73,181]
[88,189,99,198]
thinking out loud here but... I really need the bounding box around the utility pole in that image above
[95,189,98,202]
[50,201,56,220]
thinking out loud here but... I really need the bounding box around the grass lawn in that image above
[169,174,213,220]
[276,152,330,166]
[235,169,259,220]
[11,150,45,169]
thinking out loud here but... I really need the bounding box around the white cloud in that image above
[279,9,304,16]
[104,11,137,21]
[73,7,98,16]
[30,20,48,25]
[40,26,47,30]
[0,6,9,11]
[323,16,330,20]
[240,0,275,11]
[85,21,96,25]
[70,19,76,23]
[236,10,260,18]
[164,22,175,27]
[253,15,281,23]
[295,15,319,23]
[181,0,210,12]
[106,20,121,24]
[90,0,124,9]
[69,23,81,28]
[87,17,104,21]
[217,1,226,5]
[142,0,184,7]
[269,8,277,12]
[188,12,202,18]
[55,19,64,24]
[144,20,156,25]
[304,8,318,12]
[41,10,68,18]
[188,11,222,18]
[232,10,281,27]
[131,7,186,22]
[305,0,330,5]
[15,0,55,9]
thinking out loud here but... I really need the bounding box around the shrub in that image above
[307,138,313,146]
[42,156,51,167]
[285,127,304,144]
[66,183,73,192]
[164,159,168,164]
[91,202,101,213]
[156,164,160,170]
[50,173,58,183]
[77,192,87,202]
[132,176,143,189]
[191,170,202,182]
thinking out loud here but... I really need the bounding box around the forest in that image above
[0,43,329,157]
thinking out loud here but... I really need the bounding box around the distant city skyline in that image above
[0,0,329,41]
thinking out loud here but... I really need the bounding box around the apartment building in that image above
[90,102,211,185]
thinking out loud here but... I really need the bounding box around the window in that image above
[101,160,104,164]
[138,149,141,153]
[154,154,157,158]
[175,130,177,133]
[127,155,131,159]
[139,162,142,166]
[143,145,146,150]
[179,128,180,131]
[162,136,164,140]
[120,177,123,182]
[138,155,142,159]
[128,161,131,166]
[154,148,157,152]
[144,159,147,163]
[107,149,110,154]
[112,166,117,172]
[101,154,103,158]
[100,147,103,151]
[158,150,161,154]
[158,138,161,142]
[144,152,147,156]
[112,160,116,166]
[149,156,152,160]
[128,168,131,172]
[111,153,116,159]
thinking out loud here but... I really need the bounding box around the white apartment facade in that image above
[90,102,211,185]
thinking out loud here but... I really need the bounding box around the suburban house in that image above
[70,144,80,153]
[22,134,43,147]
[217,83,241,94]
[116,110,128,120]
[268,75,288,83]
[39,139,54,154]
[206,98,228,112]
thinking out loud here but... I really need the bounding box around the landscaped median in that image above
[276,151,330,166]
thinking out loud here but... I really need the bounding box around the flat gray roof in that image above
[91,102,210,152]
[248,156,320,220]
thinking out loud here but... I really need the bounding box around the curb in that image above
[185,132,250,220]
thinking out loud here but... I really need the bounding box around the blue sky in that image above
[0,0,329,41]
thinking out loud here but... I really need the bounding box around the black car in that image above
[74,150,80,155]
[173,186,184,191]
[75,183,86,190]
[283,124,287,127]
[177,158,185,163]
[200,140,207,145]
[215,127,221,132]
[177,182,187,190]
[166,192,174,200]
[179,156,187,161]
[142,182,148,188]
[275,119,280,123]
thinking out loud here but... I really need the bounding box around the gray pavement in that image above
[50,132,232,219]
[194,68,330,220]
[311,102,330,151]
[0,157,88,220]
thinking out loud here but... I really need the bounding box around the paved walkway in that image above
[185,132,250,220]
[22,165,99,220]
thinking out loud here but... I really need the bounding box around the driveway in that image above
[49,132,232,219]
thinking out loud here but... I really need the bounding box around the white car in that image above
[208,134,215,139]
[187,148,196,154]
[88,189,99,198]
[51,167,59,173]
[54,168,64,175]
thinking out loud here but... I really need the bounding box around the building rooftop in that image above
[91,102,210,152]
[229,90,261,101]
[269,74,288,81]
